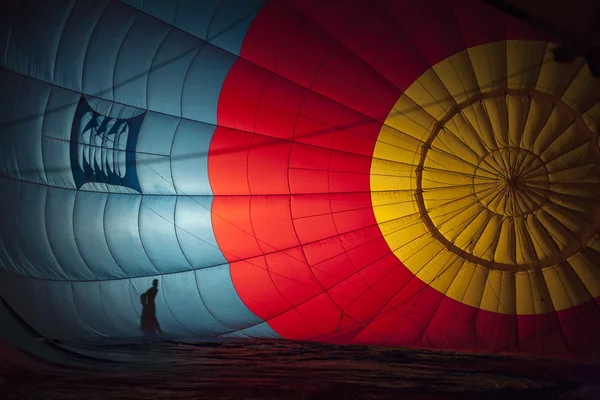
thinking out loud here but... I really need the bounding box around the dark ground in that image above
[1,339,599,399]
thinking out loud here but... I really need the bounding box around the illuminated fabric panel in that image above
[209,0,600,358]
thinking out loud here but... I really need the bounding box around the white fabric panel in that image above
[0,73,22,179]
[3,0,75,83]
[207,0,267,55]
[0,178,26,274]
[98,280,142,336]
[54,0,109,92]
[44,281,100,341]
[176,196,227,268]
[174,0,221,40]
[112,13,170,108]
[130,277,189,335]
[136,112,178,156]
[147,29,201,117]
[42,137,76,189]
[196,265,263,329]
[18,184,65,279]
[12,79,51,184]
[161,271,230,335]
[220,322,282,339]
[136,153,175,194]
[0,277,57,339]
[45,187,96,280]
[104,194,159,276]
[42,85,80,141]
[71,281,116,338]
[181,44,236,125]
[139,196,193,274]
[171,119,214,195]
[73,191,126,279]
[82,1,138,100]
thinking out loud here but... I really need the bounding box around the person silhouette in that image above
[140,279,163,337]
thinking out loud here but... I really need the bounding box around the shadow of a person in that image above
[140,279,163,337]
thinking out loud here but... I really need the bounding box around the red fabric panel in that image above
[247,136,291,195]
[250,195,298,253]
[268,309,320,340]
[255,75,307,140]
[208,127,251,195]
[212,196,261,261]
[230,257,291,319]
[452,0,508,47]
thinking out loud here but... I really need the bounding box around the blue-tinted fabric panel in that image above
[104,194,159,277]
[161,271,230,336]
[97,279,143,336]
[146,29,200,117]
[0,73,23,180]
[72,281,118,338]
[54,0,109,92]
[174,0,221,41]
[113,12,170,109]
[175,196,226,268]
[73,192,127,279]
[42,136,76,189]
[171,120,214,196]
[130,276,190,335]
[0,179,28,274]
[207,0,268,55]
[83,2,138,99]
[137,112,178,156]
[138,196,193,274]
[17,184,64,279]
[220,322,282,340]
[0,277,57,339]
[196,265,263,330]
[12,79,51,185]
[181,44,236,125]
[2,0,76,82]
[45,186,96,280]
[44,281,100,341]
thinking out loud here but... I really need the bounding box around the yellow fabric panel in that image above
[370,157,415,177]
[515,217,540,265]
[461,102,499,151]
[483,97,509,148]
[562,64,600,113]
[528,268,555,314]
[480,269,504,312]
[467,41,507,92]
[444,113,489,158]
[387,98,437,142]
[506,40,546,90]
[433,129,483,167]
[377,214,421,236]
[472,214,502,260]
[524,214,557,260]
[403,69,455,120]
[453,209,493,252]
[555,263,593,307]
[542,265,573,311]
[507,95,530,147]
[516,271,535,314]
[461,264,488,309]
[432,50,479,104]
[535,45,585,96]
[532,108,573,156]
[372,39,600,316]
[568,251,600,298]
[521,98,554,151]
[425,255,466,294]
[423,148,477,176]
[494,218,517,264]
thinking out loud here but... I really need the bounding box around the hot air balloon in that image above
[1,0,600,360]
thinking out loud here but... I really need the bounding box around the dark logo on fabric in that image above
[70,97,145,192]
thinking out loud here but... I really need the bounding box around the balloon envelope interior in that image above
[1,0,600,359]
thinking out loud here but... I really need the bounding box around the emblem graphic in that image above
[70,97,145,192]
